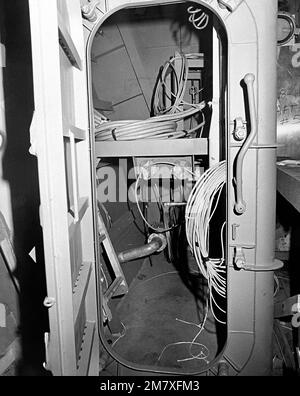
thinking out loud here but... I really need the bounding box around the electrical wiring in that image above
[152,53,189,115]
[111,322,127,348]
[187,6,210,30]
[94,105,205,141]
[94,108,108,129]
[153,53,205,114]
[158,299,210,364]
[134,180,178,234]
[95,52,206,141]
[111,272,213,369]
[274,274,280,297]
[155,53,206,135]
[152,53,206,137]
[185,161,227,324]
[134,161,197,233]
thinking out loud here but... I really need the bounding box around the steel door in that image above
[29,0,99,376]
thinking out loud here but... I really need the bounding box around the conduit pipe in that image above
[118,233,167,264]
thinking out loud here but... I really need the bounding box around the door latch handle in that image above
[234,74,257,215]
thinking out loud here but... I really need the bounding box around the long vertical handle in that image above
[70,131,79,223]
[234,73,257,215]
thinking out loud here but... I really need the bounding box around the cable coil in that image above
[94,106,205,141]
[187,6,210,30]
[94,53,206,141]
[185,161,226,324]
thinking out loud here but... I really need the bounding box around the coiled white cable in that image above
[94,52,206,141]
[185,161,226,324]
[153,53,205,125]
[153,53,189,115]
[95,105,205,141]
[187,6,210,30]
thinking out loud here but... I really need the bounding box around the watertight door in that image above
[29,0,99,376]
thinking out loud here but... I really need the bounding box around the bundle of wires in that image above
[185,161,227,324]
[94,106,205,141]
[187,6,210,31]
[94,53,206,141]
[153,53,196,114]
[152,52,206,137]
[134,161,197,233]
[94,108,108,130]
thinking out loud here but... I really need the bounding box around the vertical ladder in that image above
[29,0,99,376]
[97,209,128,322]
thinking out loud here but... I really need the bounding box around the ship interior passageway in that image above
[1,0,300,378]
[91,2,228,374]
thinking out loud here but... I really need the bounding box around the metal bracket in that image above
[102,301,111,322]
[240,259,283,272]
[81,1,100,22]
[230,244,283,272]
[234,246,246,269]
[102,277,124,322]
[233,245,283,272]
[233,117,247,141]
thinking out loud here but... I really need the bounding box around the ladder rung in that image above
[69,198,89,238]
[77,321,95,376]
[97,212,128,296]
[58,11,82,70]
[64,126,87,141]
[104,276,125,301]
[77,197,89,223]
[70,126,86,141]
[73,262,92,325]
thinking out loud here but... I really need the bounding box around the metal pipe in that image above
[118,233,166,264]
[163,202,187,207]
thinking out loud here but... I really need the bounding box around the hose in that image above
[117,234,166,263]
